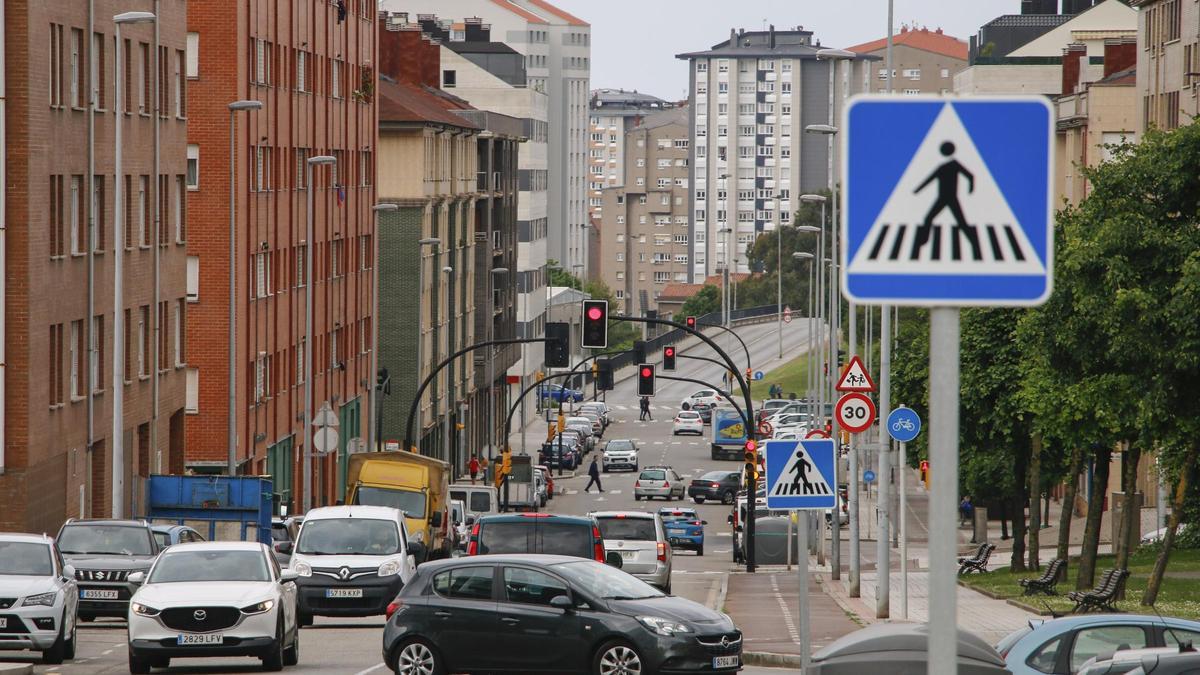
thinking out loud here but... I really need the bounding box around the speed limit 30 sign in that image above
[836,393,876,434]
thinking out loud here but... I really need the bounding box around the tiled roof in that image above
[658,283,703,300]
[379,76,481,129]
[984,14,1072,29]
[524,0,589,27]
[487,0,547,25]
[847,27,968,61]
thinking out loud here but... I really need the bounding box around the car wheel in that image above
[64,616,77,660]
[694,496,705,504]
[681,402,691,410]
[41,621,68,665]
[283,624,300,666]
[633,494,641,501]
[392,637,445,675]
[593,640,644,675]
[721,490,735,505]
[697,544,705,557]
[261,618,285,671]
[128,648,152,675]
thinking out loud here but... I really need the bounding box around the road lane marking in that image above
[770,575,802,645]
[353,663,388,675]
[610,490,622,494]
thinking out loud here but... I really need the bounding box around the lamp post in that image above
[487,268,509,466]
[799,195,827,425]
[441,265,454,463]
[112,10,156,517]
[368,203,399,455]
[412,238,441,454]
[792,226,821,412]
[773,192,788,361]
[302,155,336,512]
[717,173,730,325]
[224,100,263,478]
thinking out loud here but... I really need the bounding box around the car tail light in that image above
[385,599,403,619]
[467,522,481,556]
[691,521,703,526]
[672,512,683,516]
[663,481,670,489]
[657,542,667,562]
[635,480,641,488]
[615,514,627,519]
[520,513,552,518]
[710,482,720,488]
[674,418,680,423]
[593,526,605,562]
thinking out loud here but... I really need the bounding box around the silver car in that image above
[602,439,640,472]
[591,511,672,593]
[579,402,611,427]
[634,466,686,501]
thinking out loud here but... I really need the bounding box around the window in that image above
[138,175,150,247]
[69,320,83,399]
[717,82,728,94]
[174,299,185,367]
[1164,629,1200,648]
[332,59,343,98]
[442,69,455,88]
[185,33,199,78]
[92,175,106,251]
[903,68,921,80]
[696,61,707,73]
[49,323,64,407]
[50,23,65,108]
[940,68,950,79]
[92,315,104,391]
[138,42,149,114]
[255,252,270,298]
[255,353,269,402]
[49,175,64,258]
[70,175,84,255]
[780,82,791,94]
[1069,626,1147,672]
[254,38,271,85]
[503,567,569,605]
[903,89,921,96]
[174,49,186,117]
[138,305,150,378]
[185,368,199,413]
[434,567,495,601]
[186,145,199,189]
[296,246,306,287]
[255,145,271,191]
[70,28,83,108]
[331,239,343,277]
[186,256,199,301]
[296,339,305,384]
[173,175,186,242]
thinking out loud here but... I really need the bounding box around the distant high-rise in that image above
[1022,0,1059,14]
[1062,0,1100,14]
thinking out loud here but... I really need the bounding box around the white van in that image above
[448,484,499,520]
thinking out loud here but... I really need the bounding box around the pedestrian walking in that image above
[959,494,974,526]
[468,454,480,485]
[584,456,604,493]
[639,396,653,421]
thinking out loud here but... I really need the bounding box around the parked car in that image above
[634,466,686,501]
[534,464,555,501]
[449,499,471,551]
[688,470,742,505]
[810,622,1008,674]
[565,417,598,449]
[538,383,584,403]
[692,401,715,423]
[540,439,580,470]
[996,614,1200,675]
[270,517,303,567]
[766,412,812,433]
[125,541,299,673]
[757,399,792,423]
[659,507,707,556]
[579,401,611,428]
[150,524,205,550]
[681,389,724,410]
[673,410,706,435]
[56,518,161,622]
[1079,645,1200,674]
[1142,524,1194,544]
[575,409,605,436]
[465,513,608,563]
[0,533,78,664]
[381,555,742,675]
[592,511,672,592]
[602,439,640,472]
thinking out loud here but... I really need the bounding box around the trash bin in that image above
[809,622,1010,674]
[752,516,799,565]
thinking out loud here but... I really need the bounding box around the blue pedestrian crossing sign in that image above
[843,96,1054,307]
[764,439,837,510]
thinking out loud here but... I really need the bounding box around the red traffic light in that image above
[641,366,652,377]
[665,347,674,357]
[685,316,697,329]
[587,306,603,321]
[745,439,757,452]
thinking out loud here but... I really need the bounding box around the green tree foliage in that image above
[546,259,583,289]
[680,284,721,318]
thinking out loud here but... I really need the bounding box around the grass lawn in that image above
[750,352,810,401]
[959,548,1200,619]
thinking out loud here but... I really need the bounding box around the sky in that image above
[550,0,1020,99]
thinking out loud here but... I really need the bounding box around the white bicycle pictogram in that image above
[891,418,916,433]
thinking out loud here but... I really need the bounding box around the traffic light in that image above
[685,316,697,330]
[596,360,614,390]
[744,439,759,483]
[545,322,570,367]
[637,363,656,397]
[745,368,752,383]
[633,340,647,365]
[581,300,609,349]
[663,346,677,371]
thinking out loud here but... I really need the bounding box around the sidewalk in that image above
[723,566,862,661]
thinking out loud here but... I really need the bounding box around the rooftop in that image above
[678,26,879,62]
[847,25,968,61]
[379,75,481,129]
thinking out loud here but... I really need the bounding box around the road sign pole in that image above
[798,509,811,671]
[848,301,859,598]
[876,304,891,619]
[900,439,908,619]
[830,260,841,581]
[928,308,960,675]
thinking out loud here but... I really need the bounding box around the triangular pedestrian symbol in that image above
[847,103,1045,277]
[770,447,833,498]
[836,355,875,393]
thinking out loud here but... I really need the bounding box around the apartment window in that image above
[782,60,792,72]
[296,50,307,92]
[91,32,106,109]
[330,329,340,370]
[332,59,343,98]
[138,305,150,378]
[441,69,455,88]
[635,177,644,186]
[903,68,921,80]
[331,239,343,278]
[255,252,270,298]
[615,252,624,262]
[186,144,199,189]
[122,38,131,113]
[697,61,708,72]
[718,59,728,72]
[739,146,755,158]
[50,24,65,108]
[174,299,185,367]
[255,145,271,191]
[157,302,168,372]
[635,158,644,167]
[69,320,83,399]
[295,246,306,287]
[654,271,670,283]
[70,28,83,108]
[185,256,200,302]
[255,354,269,403]
[254,38,271,85]
[185,32,199,78]
[185,368,199,412]
[138,175,150,247]
[92,175,106,251]
[940,68,950,79]
[174,49,186,116]
[296,339,305,385]
[173,175,187,242]
[92,315,104,391]
[717,125,727,137]
[903,89,921,96]
[138,42,149,114]
[50,175,65,258]
[70,175,84,255]
[780,82,791,94]
[49,324,64,407]
[696,82,707,95]
[718,82,728,94]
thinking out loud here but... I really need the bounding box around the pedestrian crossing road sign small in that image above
[842,96,1054,307]
[764,439,837,510]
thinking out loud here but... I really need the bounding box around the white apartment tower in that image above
[588,89,671,223]
[678,27,874,281]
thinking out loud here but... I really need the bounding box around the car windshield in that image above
[296,518,401,556]
[0,541,54,576]
[596,517,657,541]
[153,531,171,547]
[478,521,593,558]
[639,470,666,481]
[148,550,270,583]
[555,560,665,600]
[606,441,634,452]
[58,524,154,556]
[678,412,699,419]
[700,471,727,481]
[353,487,427,518]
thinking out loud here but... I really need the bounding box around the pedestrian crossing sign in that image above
[764,439,836,510]
[842,96,1054,307]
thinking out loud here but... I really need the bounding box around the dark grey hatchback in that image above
[381,554,741,675]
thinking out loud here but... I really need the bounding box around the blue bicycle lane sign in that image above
[887,407,922,443]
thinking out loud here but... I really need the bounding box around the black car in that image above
[56,519,161,621]
[466,514,607,562]
[692,402,714,424]
[687,470,742,505]
[381,555,742,675]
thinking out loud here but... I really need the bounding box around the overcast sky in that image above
[550,0,1020,99]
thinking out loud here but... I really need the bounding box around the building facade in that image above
[0,0,190,531]
[385,0,591,276]
[185,1,377,510]
[597,107,692,316]
[847,26,968,96]
[1134,0,1200,132]
[677,27,874,281]
[588,89,671,224]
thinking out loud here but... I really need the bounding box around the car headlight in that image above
[240,599,275,615]
[290,561,312,577]
[638,616,693,636]
[130,602,161,617]
[378,559,403,577]
[21,592,58,607]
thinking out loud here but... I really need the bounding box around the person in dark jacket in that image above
[639,396,653,421]
[584,456,603,493]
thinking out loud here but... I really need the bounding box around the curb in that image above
[815,573,876,627]
[715,571,730,612]
[743,651,804,669]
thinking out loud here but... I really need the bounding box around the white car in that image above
[0,534,78,664]
[680,389,723,410]
[126,541,299,673]
[672,410,705,435]
[602,439,640,472]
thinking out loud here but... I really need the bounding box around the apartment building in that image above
[1134,0,1200,131]
[597,107,692,316]
[588,89,671,220]
[677,26,874,281]
[185,1,377,510]
[0,0,189,530]
[386,0,591,276]
[847,26,968,96]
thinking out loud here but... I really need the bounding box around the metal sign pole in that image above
[798,510,811,671]
[928,308,960,675]
[900,439,909,620]
[848,304,860,598]
[877,304,892,618]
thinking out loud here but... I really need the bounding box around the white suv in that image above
[0,534,78,664]
[680,389,723,410]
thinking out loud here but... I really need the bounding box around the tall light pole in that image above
[440,265,454,462]
[799,196,827,418]
[792,226,820,404]
[225,100,263,477]
[487,268,509,465]
[112,10,156,517]
[717,173,730,326]
[368,203,399,455]
[414,237,441,453]
[774,193,788,361]
[302,155,336,512]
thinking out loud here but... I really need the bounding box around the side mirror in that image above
[408,540,427,562]
[127,571,146,585]
[280,569,299,583]
[549,595,574,612]
[701,521,709,526]
[431,512,444,528]
[735,525,744,533]
[275,541,294,555]
[726,515,734,524]
[605,551,624,569]
[465,515,477,525]
[62,564,76,580]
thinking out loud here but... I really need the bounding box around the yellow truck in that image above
[345,451,451,561]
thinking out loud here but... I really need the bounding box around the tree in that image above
[680,284,721,319]
[546,259,583,290]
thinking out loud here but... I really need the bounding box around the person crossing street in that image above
[584,455,604,493]
[639,396,653,421]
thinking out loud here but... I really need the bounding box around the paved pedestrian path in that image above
[723,566,862,659]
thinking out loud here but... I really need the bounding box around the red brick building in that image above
[185,1,377,511]
[0,0,189,531]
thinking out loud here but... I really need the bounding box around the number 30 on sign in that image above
[836,393,876,434]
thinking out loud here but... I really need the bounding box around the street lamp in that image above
[413,238,441,454]
[441,265,454,465]
[717,173,731,326]
[302,155,336,512]
[487,268,510,468]
[368,203,399,455]
[225,100,263,478]
[111,10,156,517]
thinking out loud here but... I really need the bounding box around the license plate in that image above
[620,551,636,559]
[325,588,363,598]
[80,589,119,600]
[713,655,739,668]
[177,633,224,645]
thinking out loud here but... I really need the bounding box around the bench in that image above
[1067,568,1130,613]
[1019,558,1067,596]
[957,542,996,575]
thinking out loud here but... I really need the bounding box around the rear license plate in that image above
[620,551,636,559]
[80,589,119,600]
[325,588,363,598]
[713,655,739,668]
[177,633,223,645]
